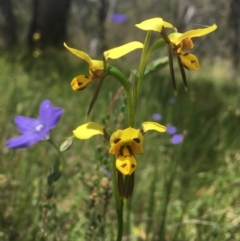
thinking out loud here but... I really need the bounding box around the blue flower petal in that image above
[38,100,63,129]
[7,99,63,149]
[111,14,127,23]
[152,113,162,121]
[6,133,45,149]
[14,116,40,134]
[171,134,184,145]
[167,125,177,135]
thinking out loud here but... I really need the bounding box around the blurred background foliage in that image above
[0,0,240,241]
[0,0,239,75]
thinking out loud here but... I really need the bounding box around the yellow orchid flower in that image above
[73,121,166,199]
[167,24,217,70]
[64,42,144,91]
[135,18,216,70]
[135,18,217,90]
[162,24,217,90]
[73,122,166,175]
[136,18,217,91]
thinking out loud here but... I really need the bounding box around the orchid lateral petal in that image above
[135,18,174,32]
[104,41,144,60]
[168,45,177,92]
[64,42,92,67]
[178,52,200,71]
[173,24,217,46]
[176,55,188,91]
[73,122,104,139]
[142,122,166,133]
[86,77,105,119]
[70,75,93,91]
[125,172,135,199]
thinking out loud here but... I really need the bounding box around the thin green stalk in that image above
[146,164,159,236]
[108,66,134,126]
[112,156,124,241]
[145,38,166,63]
[131,70,137,128]
[158,155,177,240]
[136,31,152,99]
[48,138,66,165]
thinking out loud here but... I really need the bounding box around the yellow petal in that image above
[91,60,104,71]
[169,33,195,53]
[173,24,217,46]
[64,42,92,67]
[73,122,104,139]
[131,138,144,155]
[168,32,182,44]
[109,127,144,154]
[178,52,200,70]
[135,18,174,32]
[116,155,137,175]
[70,75,93,90]
[110,128,142,146]
[142,122,166,133]
[104,41,144,60]
[182,38,194,50]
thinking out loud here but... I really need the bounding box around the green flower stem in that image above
[40,139,65,236]
[136,31,152,99]
[108,66,134,126]
[145,38,166,63]
[112,156,124,241]
[48,138,66,165]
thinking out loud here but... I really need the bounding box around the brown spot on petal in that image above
[133,138,140,143]
[114,138,121,144]
[119,145,124,156]
[121,163,127,168]
[126,145,133,155]
[77,81,83,86]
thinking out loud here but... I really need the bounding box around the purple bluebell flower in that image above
[167,125,177,135]
[6,100,63,149]
[111,14,127,23]
[152,113,162,121]
[171,134,184,145]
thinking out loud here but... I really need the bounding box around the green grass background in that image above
[0,48,240,241]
